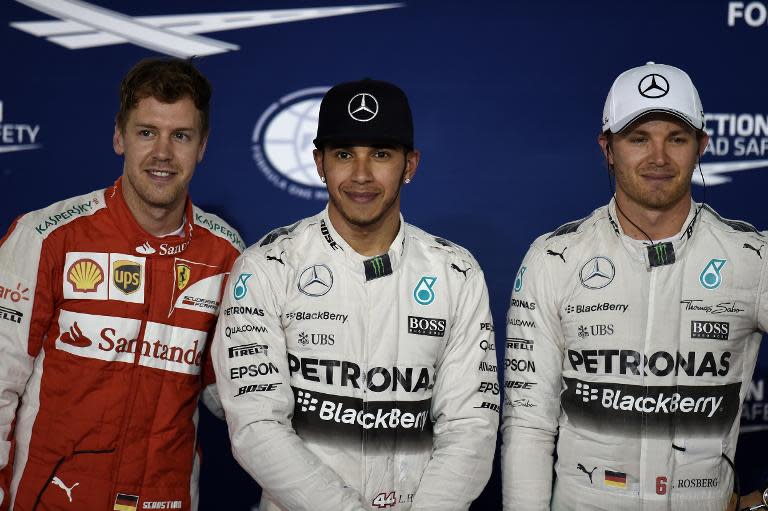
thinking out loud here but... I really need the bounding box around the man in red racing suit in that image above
[0,59,242,510]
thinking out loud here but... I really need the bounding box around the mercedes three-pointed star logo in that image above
[298,264,334,296]
[347,93,379,122]
[579,256,616,289]
[638,73,669,99]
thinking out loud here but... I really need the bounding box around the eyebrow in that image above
[134,123,197,132]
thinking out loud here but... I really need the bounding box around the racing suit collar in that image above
[319,206,406,279]
[607,198,701,268]
[108,177,195,257]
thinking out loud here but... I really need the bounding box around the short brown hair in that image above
[116,58,211,133]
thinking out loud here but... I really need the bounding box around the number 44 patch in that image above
[372,492,396,508]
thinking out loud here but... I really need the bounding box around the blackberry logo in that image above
[575,382,599,403]
[296,390,318,412]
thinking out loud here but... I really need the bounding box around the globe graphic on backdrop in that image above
[262,96,325,188]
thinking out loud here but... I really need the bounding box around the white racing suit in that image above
[212,209,498,511]
[501,199,767,510]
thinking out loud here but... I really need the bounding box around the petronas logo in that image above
[700,259,726,290]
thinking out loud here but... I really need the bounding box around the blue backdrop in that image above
[2,1,766,508]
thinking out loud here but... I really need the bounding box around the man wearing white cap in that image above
[501,62,767,510]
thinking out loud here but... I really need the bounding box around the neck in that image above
[328,204,401,257]
[121,187,186,237]
[614,193,692,242]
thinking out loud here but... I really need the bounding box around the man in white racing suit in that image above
[501,62,768,510]
[212,79,498,511]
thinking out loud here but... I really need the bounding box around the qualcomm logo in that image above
[10,1,403,58]
[252,88,330,200]
[698,112,768,185]
[0,100,42,154]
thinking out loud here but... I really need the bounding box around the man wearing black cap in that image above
[501,62,768,511]
[212,79,498,511]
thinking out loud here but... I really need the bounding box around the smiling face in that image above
[599,113,708,212]
[113,95,207,220]
[314,144,419,234]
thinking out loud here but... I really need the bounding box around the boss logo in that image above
[408,316,446,337]
[691,320,729,341]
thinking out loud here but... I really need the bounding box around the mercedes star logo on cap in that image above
[579,256,616,289]
[298,264,334,296]
[347,93,379,122]
[638,73,670,99]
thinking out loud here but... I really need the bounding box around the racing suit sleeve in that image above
[0,221,52,510]
[758,232,768,334]
[200,268,239,421]
[411,267,498,510]
[501,246,564,511]
[212,254,367,511]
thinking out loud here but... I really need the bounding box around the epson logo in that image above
[408,316,446,337]
[505,358,535,373]
[691,321,730,341]
[568,350,731,377]
[478,381,499,394]
[228,343,269,358]
[230,362,279,379]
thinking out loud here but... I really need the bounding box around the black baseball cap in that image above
[313,79,414,149]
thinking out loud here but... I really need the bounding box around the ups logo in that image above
[113,260,142,294]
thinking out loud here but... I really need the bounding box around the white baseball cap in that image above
[602,62,705,133]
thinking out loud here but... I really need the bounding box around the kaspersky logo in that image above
[11,1,403,57]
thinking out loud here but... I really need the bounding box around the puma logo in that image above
[546,247,567,263]
[52,476,79,502]
[743,243,763,259]
[267,251,286,265]
[577,463,597,484]
[450,263,470,277]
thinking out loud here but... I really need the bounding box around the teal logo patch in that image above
[514,266,527,292]
[699,259,726,290]
[233,273,253,300]
[413,276,437,305]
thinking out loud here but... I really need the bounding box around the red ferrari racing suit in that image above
[0,178,243,510]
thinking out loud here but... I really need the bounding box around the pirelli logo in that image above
[228,343,269,358]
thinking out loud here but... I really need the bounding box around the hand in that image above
[729,491,766,511]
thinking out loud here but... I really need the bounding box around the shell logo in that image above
[67,258,104,292]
